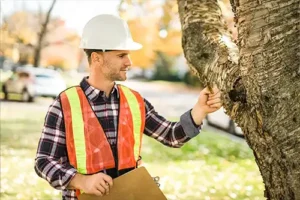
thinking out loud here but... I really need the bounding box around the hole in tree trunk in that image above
[229,77,247,103]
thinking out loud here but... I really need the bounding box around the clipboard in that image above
[78,167,167,200]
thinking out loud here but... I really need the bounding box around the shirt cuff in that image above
[61,167,77,190]
[180,110,202,138]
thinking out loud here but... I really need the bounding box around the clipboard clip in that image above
[136,156,142,167]
[153,176,160,187]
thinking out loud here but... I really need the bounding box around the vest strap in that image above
[65,87,87,174]
[119,85,143,161]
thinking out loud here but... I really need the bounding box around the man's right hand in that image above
[68,172,113,196]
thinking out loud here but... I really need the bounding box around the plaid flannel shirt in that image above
[35,77,201,199]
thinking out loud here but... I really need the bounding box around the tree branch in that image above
[38,0,57,45]
[33,0,57,67]
[177,0,244,118]
[42,34,78,48]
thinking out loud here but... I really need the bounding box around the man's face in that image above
[100,50,132,81]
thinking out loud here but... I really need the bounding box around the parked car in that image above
[2,66,66,102]
[206,107,244,138]
[0,57,15,72]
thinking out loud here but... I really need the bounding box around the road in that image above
[122,80,200,118]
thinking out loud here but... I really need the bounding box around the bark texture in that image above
[177,0,300,199]
[177,0,239,93]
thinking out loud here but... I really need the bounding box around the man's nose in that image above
[125,56,132,66]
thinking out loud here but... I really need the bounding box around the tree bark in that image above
[177,0,300,199]
[33,0,56,67]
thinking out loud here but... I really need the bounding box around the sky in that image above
[1,0,121,35]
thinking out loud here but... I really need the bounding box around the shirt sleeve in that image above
[143,98,202,148]
[34,98,77,190]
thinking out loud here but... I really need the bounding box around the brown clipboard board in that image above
[78,167,167,200]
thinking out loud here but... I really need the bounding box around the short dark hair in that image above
[84,49,114,64]
[83,49,102,64]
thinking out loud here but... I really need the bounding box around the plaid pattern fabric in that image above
[35,78,201,199]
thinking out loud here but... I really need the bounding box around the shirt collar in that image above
[80,77,119,101]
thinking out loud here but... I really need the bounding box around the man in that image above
[34,14,222,199]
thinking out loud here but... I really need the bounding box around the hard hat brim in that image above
[79,41,143,51]
[125,41,143,51]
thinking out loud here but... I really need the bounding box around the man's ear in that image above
[91,52,102,64]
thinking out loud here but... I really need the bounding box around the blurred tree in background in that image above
[0,0,80,70]
[152,51,179,81]
[32,0,57,68]
[118,0,182,77]
[126,17,158,68]
[118,0,236,86]
[0,0,236,73]
[0,11,37,64]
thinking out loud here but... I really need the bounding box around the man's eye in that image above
[119,54,127,58]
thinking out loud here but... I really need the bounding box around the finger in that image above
[201,87,212,95]
[92,188,103,197]
[212,85,219,93]
[95,184,106,195]
[209,102,222,109]
[100,180,109,190]
[208,96,221,102]
[102,174,113,187]
[99,180,110,194]
[208,92,221,100]
[208,88,220,95]
[207,98,221,105]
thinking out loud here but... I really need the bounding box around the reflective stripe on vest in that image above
[64,88,87,174]
[60,85,145,176]
[117,85,145,169]
[120,86,141,159]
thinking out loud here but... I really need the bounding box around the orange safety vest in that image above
[60,85,145,195]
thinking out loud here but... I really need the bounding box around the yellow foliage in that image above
[127,18,159,68]
[155,30,183,56]
[119,0,184,68]
[127,18,183,67]
[8,11,37,45]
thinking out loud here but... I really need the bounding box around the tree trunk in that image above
[177,0,300,199]
[33,0,56,67]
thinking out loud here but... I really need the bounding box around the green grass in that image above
[0,102,265,200]
[141,133,264,200]
[0,108,61,199]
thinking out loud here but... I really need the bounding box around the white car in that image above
[2,66,66,102]
[206,107,244,137]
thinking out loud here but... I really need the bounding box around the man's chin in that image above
[121,73,127,81]
[116,76,126,82]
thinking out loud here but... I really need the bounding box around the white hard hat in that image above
[80,14,142,51]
